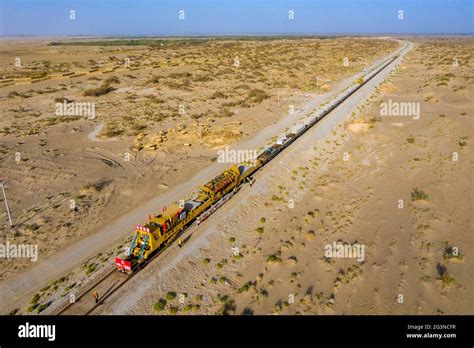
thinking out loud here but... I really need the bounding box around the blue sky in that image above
[0,0,472,36]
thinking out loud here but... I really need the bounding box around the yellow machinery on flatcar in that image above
[127,165,241,261]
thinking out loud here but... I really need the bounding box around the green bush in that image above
[147,75,162,84]
[219,299,236,315]
[7,91,20,98]
[36,303,50,313]
[202,258,211,265]
[168,307,179,315]
[8,308,19,316]
[104,76,120,84]
[27,304,39,312]
[247,89,269,103]
[30,294,40,304]
[217,294,229,303]
[266,252,282,263]
[441,273,456,285]
[258,289,269,299]
[217,259,228,269]
[165,292,177,301]
[233,253,243,260]
[84,263,97,275]
[237,281,253,293]
[84,84,116,97]
[411,187,428,201]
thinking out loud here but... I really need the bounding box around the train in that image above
[115,47,405,273]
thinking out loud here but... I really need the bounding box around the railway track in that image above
[56,267,127,315]
[55,42,410,315]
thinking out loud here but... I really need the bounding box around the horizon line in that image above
[1,32,473,39]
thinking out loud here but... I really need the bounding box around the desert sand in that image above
[0,37,471,315]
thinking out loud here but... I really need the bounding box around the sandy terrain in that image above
[93,38,471,315]
[2,37,472,316]
[0,37,396,276]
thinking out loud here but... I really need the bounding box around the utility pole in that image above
[0,182,13,227]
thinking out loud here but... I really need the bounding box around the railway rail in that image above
[56,42,409,315]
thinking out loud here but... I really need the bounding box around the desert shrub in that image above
[247,89,269,103]
[85,179,112,192]
[458,137,468,147]
[235,83,251,90]
[219,299,236,315]
[237,281,254,293]
[104,76,120,84]
[84,263,97,275]
[266,252,282,263]
[84,84,115,96]
[8,309,19,316]
[7,91,20,98]
[31,71,48,79]
[165,292,177,301]
[194,74,212,82]
[217,294,228,303]
[217,259,228,269]
[30,294,40,304]
[147,75,162,84]
[36,303,50,313]
[146,95,165,104]
[211,91,226,99]
[27,304,39,312]
[153,298,167,311]
[168,72,192,79]
[202,258,211,265]
[62,283,77,296]
[441,273,456,284]
[233,253,243,260]
[25,224,40,232]
[191,113,204,120]
[168,307,179,315]
[219,108,234,117]
[443,244,463,260]
[258,288,269,299]
[54,97,73,103]
[40,284,52,292]
[102,123,124,137]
